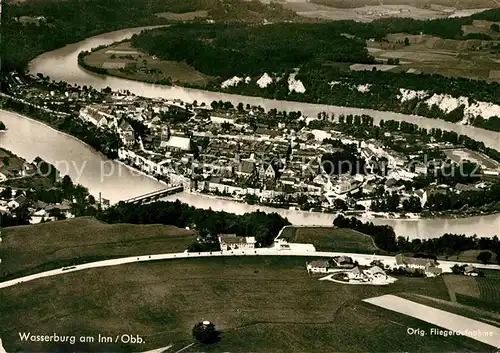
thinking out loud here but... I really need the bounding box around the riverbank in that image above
[79,33,500,133]
[4,84,500,223]
[16,25,500,238]
[0,106,171,201]
[0,95,118,160]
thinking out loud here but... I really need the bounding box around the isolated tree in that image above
[477,251,492,264]
[451,264,465,275]
[61,175,74,192]
[491,23,500,32]
[333,198,348,211]
[192,321,220,344]
[404,37,410,46]
[0,186,12,199]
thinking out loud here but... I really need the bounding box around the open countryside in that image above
[83,41,212,87]
[0,256,495,353]
[266,0,498,22]
[0,217,195,279]
[365,25,500,82]
[278,225,380,253]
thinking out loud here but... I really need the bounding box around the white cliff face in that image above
[288,72,306,94]
[398,88,428,102]
[0,338,7,353]
[221,76,242,89]
[398,89,500,123]
[356,84,371,93]
[257,73,273,88]
[424,94,470,114]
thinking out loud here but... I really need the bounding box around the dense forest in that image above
[128,11,500,131]
[131,23,375,77]
[0,0,298,72]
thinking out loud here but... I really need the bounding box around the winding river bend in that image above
[1,26,498,239]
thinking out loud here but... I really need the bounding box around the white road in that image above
[364,294,500,348]
[1,249,499,289]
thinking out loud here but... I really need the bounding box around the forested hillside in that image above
[131,23,375,77]
[0,0,298,72]
[127,11,500,131]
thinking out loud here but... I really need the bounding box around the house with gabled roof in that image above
[218,234,257,251]
[8,195,27,210]
[395,254,442,277]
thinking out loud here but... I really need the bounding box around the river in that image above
[0,26,498,239]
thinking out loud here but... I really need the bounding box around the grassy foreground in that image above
[0,217,195,279]
[279,226,380,253]
[0,256,492,353]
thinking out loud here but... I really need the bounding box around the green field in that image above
[1,256,489,353]
[438,249,499,264]
[279,226,380,253]
[444,273,500,314]
[83,41,212,86]
[399,292,500,327]
[310,0,497,9]
[0,217,195,279]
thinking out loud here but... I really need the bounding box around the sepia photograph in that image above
[0,0,500,352]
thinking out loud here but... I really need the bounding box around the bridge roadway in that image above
[122,185,184,204]
[1,249,499,289]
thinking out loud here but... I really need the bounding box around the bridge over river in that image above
[122,185,184,204]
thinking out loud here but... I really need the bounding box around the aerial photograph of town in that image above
[0,0,500,352]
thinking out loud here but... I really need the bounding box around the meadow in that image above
[0,217,195,280]
[1,256,486,353]
[278,226,380,253]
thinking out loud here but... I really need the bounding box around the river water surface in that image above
[0,26,497,239]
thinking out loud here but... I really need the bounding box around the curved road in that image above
[1,249,499,289]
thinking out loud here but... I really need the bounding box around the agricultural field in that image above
[443,274,481,301]
[476,276,500,306]
[0,217,196,280]
[443,273,500,313]
[308,0,497,10]
[363,294,500,348]
[274,0,497,22]
[282,2,449,21]
[1,256,485,353]
[83,41,212,86]
[365,28,500,81]
[399,292,500,326]
[278,226,380,253]
[438,250,499,265]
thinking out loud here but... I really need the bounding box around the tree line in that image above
[0,96,121,159]
[96,200,290,248]
[131,23,375,78]
[334,215,500,263]
[2,0,297,73]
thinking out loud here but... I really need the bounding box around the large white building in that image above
[218,234,257,251]
[333,175,356,194]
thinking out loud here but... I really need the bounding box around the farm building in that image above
[218,234,256,251]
